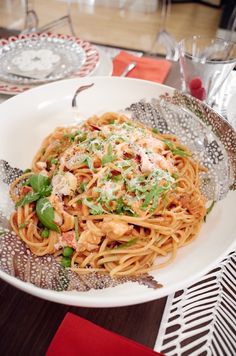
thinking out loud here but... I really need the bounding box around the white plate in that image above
[0,76,235,307]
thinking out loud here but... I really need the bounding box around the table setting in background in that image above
[0,26,236,356]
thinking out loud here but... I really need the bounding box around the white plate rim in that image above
[0,76,235,307]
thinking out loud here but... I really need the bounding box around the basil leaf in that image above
[16,192,40,207]
[28,174,52,196]
[36,197,60,232]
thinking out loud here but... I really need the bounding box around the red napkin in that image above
[46,312,165,356]
[112,50,171,83]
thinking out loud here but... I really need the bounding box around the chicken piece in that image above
[52,172,77,196]
[151,153,175,173]
[100,219,133,240]
[138,148,154,173]
[138,137,165,151]
[36,161,47,170]
[77,230,102,252]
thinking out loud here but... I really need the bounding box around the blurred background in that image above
[0,0,235,55]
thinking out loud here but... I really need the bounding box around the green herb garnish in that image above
[83,198,104,215]
[82,157,93,170]
[164,139,190,157]
[16,192,40,207]
[204,201,216,222]
[27,174,52,197]
[117,238,138,249]
[101,143,116,166]
[50,157,59,165]
[36,197,60,232]
[142,183,171,212]
[80,182,87,192]
[18,222,29,229]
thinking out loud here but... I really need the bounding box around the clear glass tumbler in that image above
[179,36,236,106]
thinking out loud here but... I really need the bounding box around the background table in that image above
[0,280,166,355]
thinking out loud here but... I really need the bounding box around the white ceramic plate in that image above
[0,76,235,307]
[0,46,112,96]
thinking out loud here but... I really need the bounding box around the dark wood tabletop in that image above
[0,279,166,355]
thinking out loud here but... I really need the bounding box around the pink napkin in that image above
[112,50,171,83]
[46,312,165,356]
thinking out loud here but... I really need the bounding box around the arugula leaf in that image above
[142,183,171,212]
[64,133,76,142]
[82,157,93,170]
[115,198,135,216]
[27,174,52,197]
[117,238,138,249]
[152,128,159,134]
[149,185,170,213]
[102,144,116,165]
[76,132,87,142]
[116,198,125,214]
[112,174,123,182]
[50,157,59,165]
[164,139,190,157]
[204,201,216,222]
[79,182,87,192]
[83,198,104,215]
[16,192,40,207]
[142,186,156,210]
[18,222,29,229]
[171,173,179,180]
[36,198,60,232]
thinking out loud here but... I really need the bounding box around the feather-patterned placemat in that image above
[154,250,236,356]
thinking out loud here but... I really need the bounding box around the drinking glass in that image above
[179,36,236,106]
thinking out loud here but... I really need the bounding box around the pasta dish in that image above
[10,113,206,276]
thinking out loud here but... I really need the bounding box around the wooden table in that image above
[0,280,166,355]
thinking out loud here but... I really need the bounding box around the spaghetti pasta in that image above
[10,113,206,276]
